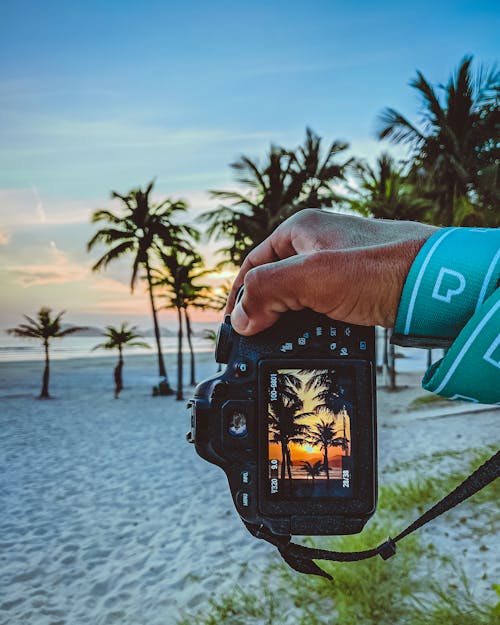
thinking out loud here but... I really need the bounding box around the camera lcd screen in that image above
[266,367,354,499]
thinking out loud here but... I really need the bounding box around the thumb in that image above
[230,254,326,335]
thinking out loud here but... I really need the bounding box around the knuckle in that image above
[243,267,264,297]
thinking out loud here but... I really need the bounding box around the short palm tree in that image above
[87,180,197,393]
[201,128,351,265]
[378,56,499,226]
[6,308,86,398]
[92,323,149,398]
[301,460,323,483]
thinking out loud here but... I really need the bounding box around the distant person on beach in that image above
[226,210,500,405]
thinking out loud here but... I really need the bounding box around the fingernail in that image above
[231,302,249,333]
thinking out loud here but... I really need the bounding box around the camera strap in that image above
[244,450,499,579]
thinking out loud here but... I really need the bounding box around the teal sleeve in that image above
[393,227,500,405]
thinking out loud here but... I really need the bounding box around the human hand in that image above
[226,209,437,334]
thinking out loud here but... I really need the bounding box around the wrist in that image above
[394,227,500,341]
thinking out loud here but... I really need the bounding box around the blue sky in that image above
[0,0,498,326]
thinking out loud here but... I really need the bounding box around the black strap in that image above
[245,451,499,580]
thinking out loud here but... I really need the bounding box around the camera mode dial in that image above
[215,315,234,364]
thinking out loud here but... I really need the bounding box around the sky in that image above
[0,0,498,329]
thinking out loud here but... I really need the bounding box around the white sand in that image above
[0,354,498,625]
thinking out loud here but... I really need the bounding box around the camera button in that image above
[237,491,251,508]
[241,470,251,485]
[234,361,250,376]
[279,341,294,353]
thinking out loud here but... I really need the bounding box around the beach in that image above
[0,352,498,625]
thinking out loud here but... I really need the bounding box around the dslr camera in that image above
[187,304,377,540]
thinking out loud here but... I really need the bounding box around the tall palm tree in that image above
[154,249,213,399]
[269,401,313,480]
[349,152,431,221]
[87,180,197,393]
[268,373,312,480]
[304,369,352,414]
[201,128,351,264]
[6,308,86,398]
[180,269,221,386]
[153,250,196,401]
[378,56,499,226]
[348,155,434,389]
[306,419,348,482]
[92,323,149,398]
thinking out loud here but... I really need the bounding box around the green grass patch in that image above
[177,447,499,625]
[410,393,453,409]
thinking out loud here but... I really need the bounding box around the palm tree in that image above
[202,328,222,372]
[154,249,213,399]
[201,128,351,264]
[306,418,348,482]
[87,180,197,393]
[180,269,222,386]
[378,56,499,226]
[301,460,323,483]
[348,152,431,221]
[348,155,435,389]
[304,369,352,414]
[268,373,312,480]
[92,323,149,398]
[6,308,86,398]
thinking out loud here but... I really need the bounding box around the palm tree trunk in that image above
[41,339,50,398]
[383,327,389,386]
[427,348,433,369]
[280,441,287,480]
[286,447,292,480]
[145,260,171,389]
[184,308,196,386]
[176,305,183,401]
[323,447,330,482]
[389,339,397,390]
[114,347,124,399]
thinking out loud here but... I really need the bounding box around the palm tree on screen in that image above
[92,323,149,398]
[304,369,351,414]
[307,419,348,483]
[6,308,86,399]
[268,373,312,480]
[87,180,197,393]
[301,460,324,483]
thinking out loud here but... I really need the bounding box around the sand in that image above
[0,353,498,625]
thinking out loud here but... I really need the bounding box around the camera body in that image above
[187,310,377,537]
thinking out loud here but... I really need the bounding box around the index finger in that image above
[225,231,296,313]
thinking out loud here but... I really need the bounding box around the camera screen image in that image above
[267,368,354,499]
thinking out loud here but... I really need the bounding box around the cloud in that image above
[0,188,94,227]
[8,240,88,286]
[0,229,9,245]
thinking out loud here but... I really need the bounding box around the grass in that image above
[410,393,453,409]
[176,446,499,625]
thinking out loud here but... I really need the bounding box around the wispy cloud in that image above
[0,188,94,226]
[8,240,88,286]
[0,229,9,245]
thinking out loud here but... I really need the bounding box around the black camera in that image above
[187,305,377,541]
